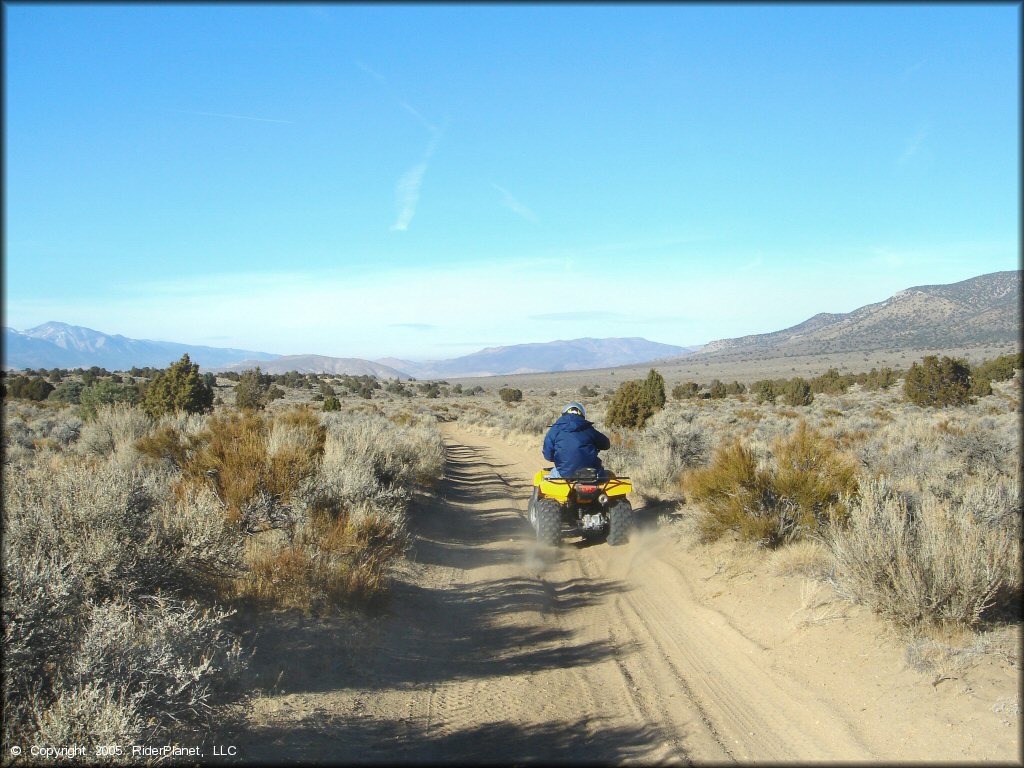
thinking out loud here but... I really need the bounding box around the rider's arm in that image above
[542,427,556,462]
[591,427,611,451]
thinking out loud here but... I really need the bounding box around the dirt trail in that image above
[227,424,1019,763]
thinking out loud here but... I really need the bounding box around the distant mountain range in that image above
[378,338,699,379]
[215,355,408,379]
[673,270,1020,363]
[3,322,278,370]
[5,271,1017,376]
[2,323,692,379]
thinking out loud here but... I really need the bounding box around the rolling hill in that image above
[380,338,700,379]
[214,355,408,379]
[675,270,1021,362]
[3,322,279,371]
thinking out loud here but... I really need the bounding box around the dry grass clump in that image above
[3,397,445,751]
[2,457,247,753]
[321,409,445,490]
[75,403,150,460]
[603,411,709,500]
[682,422,858,547]
[825,477,1021,630]
[140,406,439,612]
[230,501,408,613]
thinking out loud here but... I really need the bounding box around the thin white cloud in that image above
[897,122,930,167]
[356,60,438,132]
[899,57,929,82]
[392,130,442,232]
[492,183,538,222]
[356,60,446,231]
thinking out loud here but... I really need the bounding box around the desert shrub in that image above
[642,368,666,409]
[781,377,813,407]
[135,423,192,470]
[417,383,440,398]
[903,355,972,407]
[825,477,1021,629]
[320,411,444,492]
[579,385,597,397]
[629,417,709,499]
[322,395,342,411]
[266,407,327,496]
[22,596,244,753]
[607,370,666,430]
[751,379,777,404]
[77,404,151,459]
[969,376,994,397]
[972,352,1023,384]
[2,548,83,742]
[28,682,145,758]
[70,596,244,723]
[606,380,647,429]
[708,379,727,399]
[141,355,214,418]
[672,382,700,400]
[4,375,55,401]
[859,366,900,390]
[498,387,523,403]
[384,379,405,395]
[810,368,853,395]
[238,500,408,613]
[180,409,323,531]
[771,421,858,526]
[2,401,84,454]
[682,440,774,542]
[48,379,85,405]
[2,458,248,746]
[725,381,746,396]
[682,423,858,547]
[79,379,140,421]
[233,367,273,410]
[228,410,441,612]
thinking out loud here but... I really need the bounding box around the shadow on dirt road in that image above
[215,431,659,763]
[213,713,678,764]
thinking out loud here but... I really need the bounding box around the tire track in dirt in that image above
[226,422,1017,763]
[460,423,877,763]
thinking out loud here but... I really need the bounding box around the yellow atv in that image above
[527,467,632,547]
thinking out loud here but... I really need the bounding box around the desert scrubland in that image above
[2,352,1021,762]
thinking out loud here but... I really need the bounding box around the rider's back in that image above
[543,412,610,478]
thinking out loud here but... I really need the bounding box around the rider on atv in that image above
[542,402,611,479]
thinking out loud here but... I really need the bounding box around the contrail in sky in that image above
[355,60,437,132]
[492,183,538,222]
[357,59,448,231]
[392,129,443,232]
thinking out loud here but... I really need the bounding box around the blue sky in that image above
[4,3,1019,360]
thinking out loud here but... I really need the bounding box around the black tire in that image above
[607,499,632,546]
[534,499,562,547]
[527,486,539,527]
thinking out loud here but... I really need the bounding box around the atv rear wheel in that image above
[527,486,539,527]
[607,499,632,546]
[534,498,562,547]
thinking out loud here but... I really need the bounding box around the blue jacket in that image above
[542,413,611,478]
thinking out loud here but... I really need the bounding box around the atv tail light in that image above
[577,485,598,494]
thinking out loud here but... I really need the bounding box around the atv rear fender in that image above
[532,470,632,502]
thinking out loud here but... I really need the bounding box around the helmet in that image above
[563,401,585,418]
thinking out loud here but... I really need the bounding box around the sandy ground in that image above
[218,423,1020,764]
